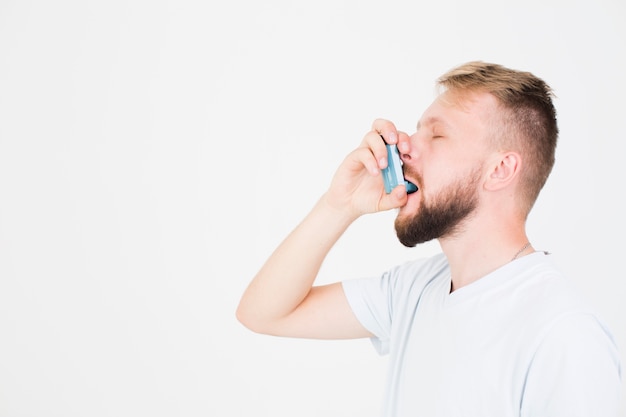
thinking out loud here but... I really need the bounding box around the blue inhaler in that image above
[381,143,418,194]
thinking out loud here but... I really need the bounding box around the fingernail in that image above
[388,132,398,144]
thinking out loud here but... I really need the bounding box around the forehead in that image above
[417,90,499,132]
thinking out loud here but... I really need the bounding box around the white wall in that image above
[0,0,624,416]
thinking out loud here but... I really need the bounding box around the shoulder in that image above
[341,253,450,313]
[386,252,449,290]
[344,252,449,289]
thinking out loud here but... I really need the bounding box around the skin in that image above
[236,89,534,339]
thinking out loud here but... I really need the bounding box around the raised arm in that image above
[236,120,409,339]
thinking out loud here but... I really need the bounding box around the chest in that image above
[387,290,535,416]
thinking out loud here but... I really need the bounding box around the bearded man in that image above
[237,61,622,417]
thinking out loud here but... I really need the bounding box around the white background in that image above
[1,0,624,416]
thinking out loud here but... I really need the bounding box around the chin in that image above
[394,207,415,233]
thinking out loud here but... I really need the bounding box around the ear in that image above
[485,152,521,191]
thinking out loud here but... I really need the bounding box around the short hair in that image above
[437,61,558,215]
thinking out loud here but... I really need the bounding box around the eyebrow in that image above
[416,116,449,131]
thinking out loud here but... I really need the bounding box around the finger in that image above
[371,118,399,145]
[397,131,411,154]
[360,130,389,170]
[348,146,382,176]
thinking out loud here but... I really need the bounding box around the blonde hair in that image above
[437,61,558,214]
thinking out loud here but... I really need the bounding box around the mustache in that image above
[402,165,422,187]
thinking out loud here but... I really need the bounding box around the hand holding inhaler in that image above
[381,137,418,194]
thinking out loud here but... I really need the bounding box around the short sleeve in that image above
[521,312,623,417]
[342,274,394,355]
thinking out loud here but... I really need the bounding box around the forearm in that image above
[236,194,357,333]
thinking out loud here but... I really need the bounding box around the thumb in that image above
[378,185,408,211]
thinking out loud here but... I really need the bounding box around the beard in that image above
[395,167,482,247]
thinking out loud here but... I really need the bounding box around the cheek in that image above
[430,154,477,186]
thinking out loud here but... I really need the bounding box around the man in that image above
[236,61,622,416]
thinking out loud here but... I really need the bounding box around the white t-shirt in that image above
[342,252,622,417]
